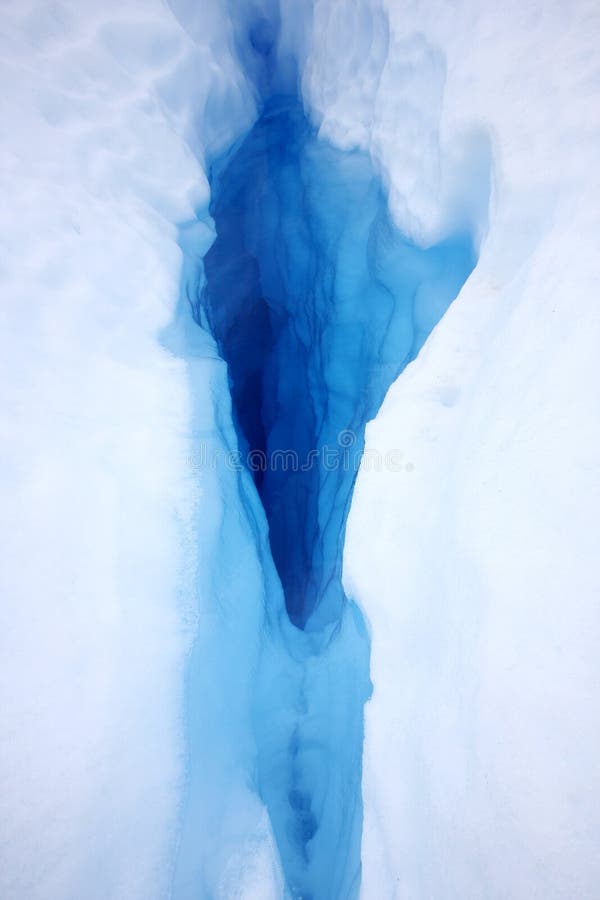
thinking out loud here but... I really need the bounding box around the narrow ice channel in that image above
[175,14,481,900]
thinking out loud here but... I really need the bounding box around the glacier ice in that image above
[173,12,483,898]
[200,96,477,631]
[3,0,599,899]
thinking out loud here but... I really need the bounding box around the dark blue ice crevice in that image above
[176,10,487,900]
[200,97,477,634]
[193,109,478,900]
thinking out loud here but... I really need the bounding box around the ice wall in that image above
[200,99,476,630]
[178,12,483,897]
[0,2,272,898]
[334,1,600,898]
[2,0,599,898]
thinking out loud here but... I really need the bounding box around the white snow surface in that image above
[1,0,600,898]
[337,1,600,897]
[0,2,272,898]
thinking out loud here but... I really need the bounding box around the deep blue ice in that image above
[199,97,476,630]
[177,12,481,899]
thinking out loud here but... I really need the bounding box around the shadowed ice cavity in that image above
[187,100,480,900]
[165,9,487,900]
[199,96,477,631]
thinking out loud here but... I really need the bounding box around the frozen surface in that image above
[337,1,600,898]
[1,0,599,898]
[179,7,485,890]
[0,2,274,898]
[201,99,477,630]
[192,77,479,893]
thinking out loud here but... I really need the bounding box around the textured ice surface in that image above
[339,3,600,899]
[200,97,477,630]
[1,0,600,899]
[0,2,268,899]
[178,11,481,889]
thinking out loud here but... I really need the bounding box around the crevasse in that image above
[175,10,480,900]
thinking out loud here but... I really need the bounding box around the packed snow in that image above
[1,0,599,898]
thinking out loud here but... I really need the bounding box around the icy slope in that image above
[0,2,275,898]
[2,0,599,898]
[331,1,600,897]
[188,74,481,894]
